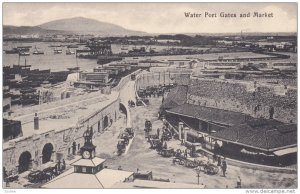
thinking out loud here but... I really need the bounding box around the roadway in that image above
[119,80,137,128]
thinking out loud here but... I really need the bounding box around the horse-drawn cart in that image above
[158,148,175,157]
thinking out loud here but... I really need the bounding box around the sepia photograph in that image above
[1,1,298,192]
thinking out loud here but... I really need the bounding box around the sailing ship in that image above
[32,46,44,55]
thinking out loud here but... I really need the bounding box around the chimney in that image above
[34,113,39,130]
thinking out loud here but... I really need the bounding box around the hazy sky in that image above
[3,3,297,33]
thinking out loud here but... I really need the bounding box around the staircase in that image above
[56,122,83,155]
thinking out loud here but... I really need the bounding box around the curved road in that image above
[119,80,137,128]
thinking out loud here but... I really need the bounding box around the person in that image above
[237,176,242,188]
[191,145,195,157]
[157,128,160,137]
[163,141,168,149]
[62,159,66,170]
[57,160,61,172]
[217,156,222,167]
[221,158,227,177]
[184,149,188,158]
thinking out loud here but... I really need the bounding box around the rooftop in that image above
[72,157,106,167]
[4,91,119,149]
[42,167,134,189]
[112,179,206,189]
[210,119,297,151]
[166,103,250,126]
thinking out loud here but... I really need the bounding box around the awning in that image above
[273,147,297,156]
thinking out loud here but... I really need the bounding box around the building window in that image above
[82,167,86,173]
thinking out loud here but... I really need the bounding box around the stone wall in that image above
[3,99,120,174]
[187,78,296,123]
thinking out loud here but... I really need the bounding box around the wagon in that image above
[158,148,175,157]
[203,163,219,175]
[142,98,150,105]
[136,99,144,106]
[149,138,162,149]
[117,140,126,155]
[28,170,43,183]
[124,128,134,138]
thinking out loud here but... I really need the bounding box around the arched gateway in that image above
[18,151,32,173]
[42,143,54,164]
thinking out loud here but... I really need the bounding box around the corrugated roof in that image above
[210,119,297,151]
[167,103,249,126]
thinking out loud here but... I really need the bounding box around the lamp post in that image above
[194,166,201,185]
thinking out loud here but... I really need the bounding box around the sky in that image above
[3,2,297,34]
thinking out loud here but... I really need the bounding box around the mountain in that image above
[37,17,146,36]
[4,17,146,37]
[3,25,70,36]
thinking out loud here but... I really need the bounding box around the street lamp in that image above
[194,166,202,185]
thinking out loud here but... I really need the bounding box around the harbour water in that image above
[3,41,210,72]
[3,41,97,72]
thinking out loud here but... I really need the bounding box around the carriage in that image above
[128,100,135,108]
[142,98,150,105]
[149,138,162,150]
[203,163,219,175]
[124,128,134,138]
[117,139,126,155]
[136,99,144,106]
[28,170,43,183]
[158,148,175,157]
[161,130,172,141]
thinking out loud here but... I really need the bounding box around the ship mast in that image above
[76,50,79,81]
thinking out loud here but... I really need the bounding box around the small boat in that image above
[54,48,62,54]
[66,49,75,55]
[49,44,62,48]
[67,45,79,48]
[19,52,30,56]
[121,46,128,50]
[5,48,19,54]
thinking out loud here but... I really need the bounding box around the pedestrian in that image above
[221,158,227,177]
[57,160,61,172]
[191,145,195,157]
[163,141,168,149]
[217,156,222,166]
[237,176,242,188]
[184,149,188,158]
[157,128,160,137]
[62,159,66,170]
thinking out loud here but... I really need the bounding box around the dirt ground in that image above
[97,97,297,189]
